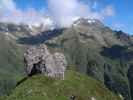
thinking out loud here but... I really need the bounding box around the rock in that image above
[24,44,67,79]
[118,94,124,100]
[69,95,76,100]
[91,97,96,100]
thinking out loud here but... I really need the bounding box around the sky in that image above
[0,0,133,34]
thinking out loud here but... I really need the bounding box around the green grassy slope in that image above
[0,32,26,95]
[4,71,121,100]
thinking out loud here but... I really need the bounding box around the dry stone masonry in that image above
[24,44,67,80]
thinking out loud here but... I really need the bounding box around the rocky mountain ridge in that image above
[43,18,132,100]
[0,21,54,36]
[0,18,132,100]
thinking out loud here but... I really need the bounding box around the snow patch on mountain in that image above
[72,18,102,27]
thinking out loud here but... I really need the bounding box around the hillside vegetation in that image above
[4,71,121,100]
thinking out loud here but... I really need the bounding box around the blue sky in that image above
[0,0,133,34]
[102,0,133,34]
[14,0,47,11]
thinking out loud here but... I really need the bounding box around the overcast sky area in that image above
[0,0,133,34]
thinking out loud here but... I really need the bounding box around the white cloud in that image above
[112,22,125,30]
[0,0,115,28]
[0,0,50,26]
[47,0,115,27]
[102,5,115,16]
[0,0,15,11]
[48,0,102,27]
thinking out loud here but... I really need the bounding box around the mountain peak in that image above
[73,18,104,27]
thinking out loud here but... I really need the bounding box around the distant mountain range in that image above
[0,18,132,100]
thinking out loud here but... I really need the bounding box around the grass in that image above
[4,70,121,100]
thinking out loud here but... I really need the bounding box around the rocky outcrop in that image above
[24,44,67,79]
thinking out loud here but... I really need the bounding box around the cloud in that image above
[112,22,125,30]
[47,0,115,27]
[111,22,127,33]
[0,0,15,11]
[0,0,115,28]
[0,0,51,26]
[48,0,100,27]
[102,5,115,16]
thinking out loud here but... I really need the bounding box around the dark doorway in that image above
[29,61,42,76]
